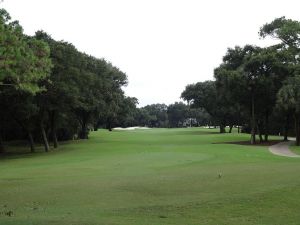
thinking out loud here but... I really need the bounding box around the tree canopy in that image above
[0,8,137,153]
[181,17,300,144]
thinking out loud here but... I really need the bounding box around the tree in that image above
[277,75,300,145]
[139,104,168,127]
[214,46,255,134]
[189,108,212,127]
[135,108,151,127]
[167,102,188,127]
[260,17,300,48]
[0,7,136,154]
[116,96,139,127]
[259,18,300,141]
[102,64,128,131]
[214,45,289,143]
[0,9,51,153]
[35,31,78,147]
[0,9,51,93]
[35,31,129,140]
[181,81,227,131]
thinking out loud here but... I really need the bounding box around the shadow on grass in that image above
[158,130,220,136]
[0,146,49,161]
[213,140,282,146]
[0,139,77,161]
[180,130,220,135]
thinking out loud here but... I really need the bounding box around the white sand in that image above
[269,139,300,158]
[113,126,150,131]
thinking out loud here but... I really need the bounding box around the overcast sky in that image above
[2,0,300,106]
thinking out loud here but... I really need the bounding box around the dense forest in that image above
[0,8,203,154]
[1,6,300,155]
[0,8,139,153]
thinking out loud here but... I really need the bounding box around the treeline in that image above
[0,8,138,153]
[181,17,300,145]
[133,102,211,128]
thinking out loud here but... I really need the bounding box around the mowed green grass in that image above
[290,144,300,155]
[1,128,300,225]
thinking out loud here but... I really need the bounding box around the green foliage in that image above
[167,102,188,127]
[182,38,294,137]
[0,8,136,152]
[181,81,217,115]
[116,96,139,127]
[139,104,168,127]
[34,30,132,139]
[277,75,300,113]
[181,81,229,131]
[260,17,300,48]
[0,9,51,94]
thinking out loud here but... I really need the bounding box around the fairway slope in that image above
[1,128,300,225]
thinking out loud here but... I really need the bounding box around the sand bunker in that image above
[113,126,150,131]
[269,139,300,158]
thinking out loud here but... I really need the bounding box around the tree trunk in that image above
[79,122,89,139]
[264,110,269,142]
[0,133,4,154]
[41,122,50,152]
[77,111,90,139]
[11,116,35,152]
[219,119,226,133]
[257,123,263,143]
[219,125,226,133]
[28,131,35,153]
[50,111,59,148]
[284,114,289,141]
[259,133,263,143]
[229,124,233,133]
[295,114,300,146]
[108,121,112,132]
[53,131,58,148]
[250,92,256,144]
[237,108,241,133]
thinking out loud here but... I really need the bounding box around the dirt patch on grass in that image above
[214,140,282,146]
